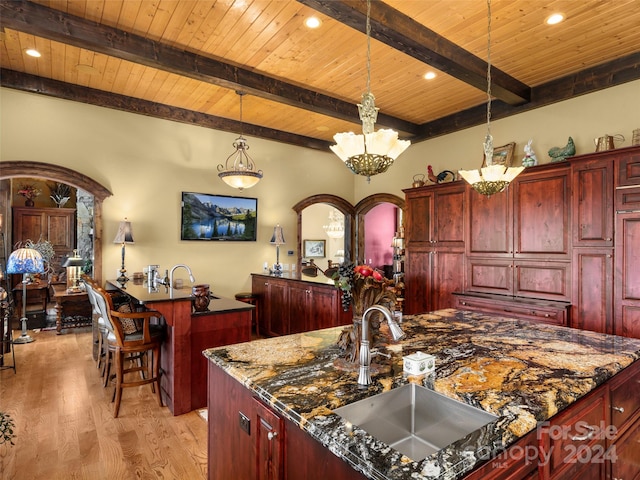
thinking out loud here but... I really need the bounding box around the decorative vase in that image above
[192,284,211,312]
[24,198,34,207]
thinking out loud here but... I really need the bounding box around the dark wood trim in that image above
[0,161,111,283]
[0,0,417,136]
[299,0,530,105]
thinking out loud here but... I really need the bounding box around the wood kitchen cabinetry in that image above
[406,146,640,339]
[403,183,465,314]
[251,274,351,337]
[464,164,571,302]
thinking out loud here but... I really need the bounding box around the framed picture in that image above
[303,239,326,258]
[482,142,516,168]
[180,192,257,241]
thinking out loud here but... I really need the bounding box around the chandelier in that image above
[330,0,410,182]
[458,0,523,196]
[323,209,345,239]
[217,91,263,190]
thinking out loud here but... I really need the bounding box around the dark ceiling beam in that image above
[416,52,640,141]
[0,0,419,136]
[0,69,333,151]
[298,0,531,105]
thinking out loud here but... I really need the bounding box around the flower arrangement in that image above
[332,262,400,364]
[49,182,71,208]
[332,262,397,317]
[17,184,42,200]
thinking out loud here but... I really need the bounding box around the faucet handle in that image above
[370,349,391,359]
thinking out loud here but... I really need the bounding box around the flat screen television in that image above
[180,192,257,241]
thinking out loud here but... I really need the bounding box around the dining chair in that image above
[92,284,165,418]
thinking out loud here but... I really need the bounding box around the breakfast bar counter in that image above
[204,309,640,479]
[106,280,254,415]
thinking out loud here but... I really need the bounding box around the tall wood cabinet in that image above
[403,183,465,314]
[12,206,76,266]
[405,145,640,339]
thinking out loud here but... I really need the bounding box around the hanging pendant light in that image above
[217,91,263,190]
[459,0,523,196]
[330,0,410,182]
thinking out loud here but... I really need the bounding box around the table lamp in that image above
[270,224,285,276]
[63,250,84,292]
[113,218,134,284]
[7,246,45,344]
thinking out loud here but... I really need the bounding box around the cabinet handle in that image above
[606,237,612,241]
[607,254,612,258]
[264,282,268,286]
[569,425,596,441]
[267,431,278,441]
[461,301,468,306]
[612,406,625,413]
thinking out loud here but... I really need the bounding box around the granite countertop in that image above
[105,280,254,314]
[203,309,640,480]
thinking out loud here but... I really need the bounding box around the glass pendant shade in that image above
[6,248,45,275]
[218,135,263,190]
[331,0,409,181]
[459,0,523,196]
[217,92,263,190]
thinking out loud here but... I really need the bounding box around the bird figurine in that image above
[427,165,456,184]
[548,136,575,162]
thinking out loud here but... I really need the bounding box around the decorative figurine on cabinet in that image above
[548,136,575,162]
[522,139,538,167]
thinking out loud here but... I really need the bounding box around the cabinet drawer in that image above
[616,185,640,211]
[616,151,640,187]
[453,293,569,326]
[609,361,640,433]
[542,389,607,479]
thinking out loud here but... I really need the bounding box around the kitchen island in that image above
[204,309,640,479]
[106,280,253,415]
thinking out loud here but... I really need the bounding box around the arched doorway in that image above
[1,161,112,282]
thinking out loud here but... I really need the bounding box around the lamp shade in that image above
[270,225,285,245]
[113,219,134,244]
[6,247,45,275]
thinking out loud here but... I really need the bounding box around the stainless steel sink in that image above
[334,384,497,461]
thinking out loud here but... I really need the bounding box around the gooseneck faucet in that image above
[169,264,195,298]
[358,305,405,387]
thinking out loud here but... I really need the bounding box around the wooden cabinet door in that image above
[288,283,309,334]
[405,190,432,244]
[466,185,512,256]
[252,276,270,334]
[513,167,571,259]
[610,420,640,480]
[404,248,432,314]
[615,149,640,187]
[513,260,571,302]
[254,398,284,480]
[572,159,614,247]
[466,258,513,295]
[571,248,613,334]
[267,280,289,336]
[431,248,465,310]
[615,212,640,339]
[310,284,338,329]
[433,184,465,248]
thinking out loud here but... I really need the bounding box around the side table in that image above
[50,284,92,334]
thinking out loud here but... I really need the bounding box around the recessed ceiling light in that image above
[545,13,565,25]
[25,48,41,58]
[305,17,322,29]
[424,71,437,80]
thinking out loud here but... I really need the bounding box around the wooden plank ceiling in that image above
[1,0,639,151]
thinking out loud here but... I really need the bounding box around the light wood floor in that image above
[0,328,208,479]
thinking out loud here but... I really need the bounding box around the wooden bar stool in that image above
[235,292,258,336]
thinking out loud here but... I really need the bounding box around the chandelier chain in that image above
[485,0,492,135]
[365,0,372,95]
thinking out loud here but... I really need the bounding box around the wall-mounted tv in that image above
[181,192,257,241]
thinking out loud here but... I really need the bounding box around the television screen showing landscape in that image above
[181,192,257,241]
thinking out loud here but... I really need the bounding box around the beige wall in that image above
[2,80,639,297]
